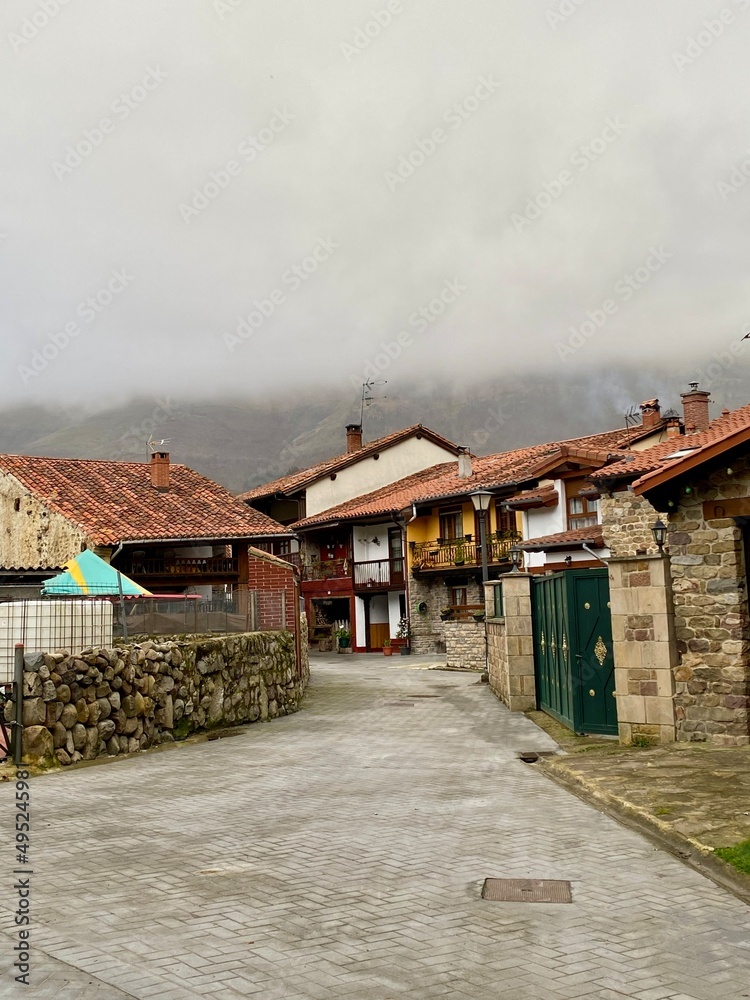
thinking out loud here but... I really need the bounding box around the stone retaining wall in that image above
[10,627,309,766]
[444,620,485,671]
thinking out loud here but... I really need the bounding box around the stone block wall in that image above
[601,490,662,558]
[10,628,309,766]
[444,620,485,671]
[667,459,750,745]
[609,555,677,745]
[409,572,484,654]
[485,577,536,712]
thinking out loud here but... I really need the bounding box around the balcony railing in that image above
[410,532,520,572]
[300,558,351,582]
[353,558,405,589]
[130,556,239,577]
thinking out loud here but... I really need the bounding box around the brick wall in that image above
[247,549,298,632]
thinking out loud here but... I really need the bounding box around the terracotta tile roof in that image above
[292,427,633,530]
[592,403,750,487]
[239,424,459,501]
[519,524,606,551]
[0,454,289,547]
[632,402,750,493]
[505,484,559,510]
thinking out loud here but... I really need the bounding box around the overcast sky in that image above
[2,0,750,409]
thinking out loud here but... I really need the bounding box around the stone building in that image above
[593,389,750,745]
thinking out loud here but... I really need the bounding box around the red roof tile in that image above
[592,403,750,487]
[505,484,559,510]
[239,424,459,501]
[519,525,605,551]
[292,427,632,530]
[0,455,289,547]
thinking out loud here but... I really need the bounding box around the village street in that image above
[1,655,749,1000]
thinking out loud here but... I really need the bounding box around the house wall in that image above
[666,458,750,746]
[247,550,299,632]
[352,523,391,562]
[409,574,484,654]
[523,481,564,538]
[305,438,455,517]
[0,473,87,570]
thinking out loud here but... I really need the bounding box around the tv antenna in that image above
[360,378,387,426]
[621,404,640,445]
[146,435,170,460]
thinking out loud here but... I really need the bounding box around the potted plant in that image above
[453,542,466,566]
[383,638,393,657]
[472,610,486,623]
[440,607,454,621]
[396,616,412,655]
[336,627,352,653]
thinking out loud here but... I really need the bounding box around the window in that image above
[451,587,468,607]
[440,508,464,540]
[495,501,516,537]
[566,479,599,530]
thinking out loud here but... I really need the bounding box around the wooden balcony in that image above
[353,558,405,590]
[300,558,351,582]
[410,533,520,573]
[130,556,239,577]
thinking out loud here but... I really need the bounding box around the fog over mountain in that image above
[2,0,750,412]
[1,361,747,493]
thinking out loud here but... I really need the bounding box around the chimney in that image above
[345,424,363,454]
[639,398,661,429]
[680,382,711,434]
[457,447,473,479]
[150,451,170,491]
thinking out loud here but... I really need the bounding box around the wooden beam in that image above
[703,497,750,520]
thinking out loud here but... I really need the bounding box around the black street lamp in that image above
[509,545,522,573]
[470,491,493,584]
[652,519,668,553]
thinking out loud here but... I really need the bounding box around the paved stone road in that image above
[1,653,749,999]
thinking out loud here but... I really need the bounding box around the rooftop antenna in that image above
[146,435,170,461]
[622,404,640,445]
[360,378,387,427]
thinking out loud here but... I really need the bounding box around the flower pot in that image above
[400,646,411,656]
[338,646,353,654]
[383,646,393,656]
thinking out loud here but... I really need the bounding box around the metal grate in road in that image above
[482,878,573,903]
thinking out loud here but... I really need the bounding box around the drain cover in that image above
[516,750,557,763]
[482,879,572,903]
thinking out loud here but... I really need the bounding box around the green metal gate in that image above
[532,568,617,735]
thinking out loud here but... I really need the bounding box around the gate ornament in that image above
[562,633,568,659]
[541,631,546,653]
[594,636,608,665]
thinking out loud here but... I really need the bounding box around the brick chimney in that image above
[150,451,170,491]
[457,447,473,479]
[680,383,711,434]
[639,398,661,429]
[346,424,363,454]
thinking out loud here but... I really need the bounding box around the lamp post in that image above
[509,545,522,573]
[651,519,668,554]
[470,491,493,584]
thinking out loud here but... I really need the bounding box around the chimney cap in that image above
[346,423,362,432]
